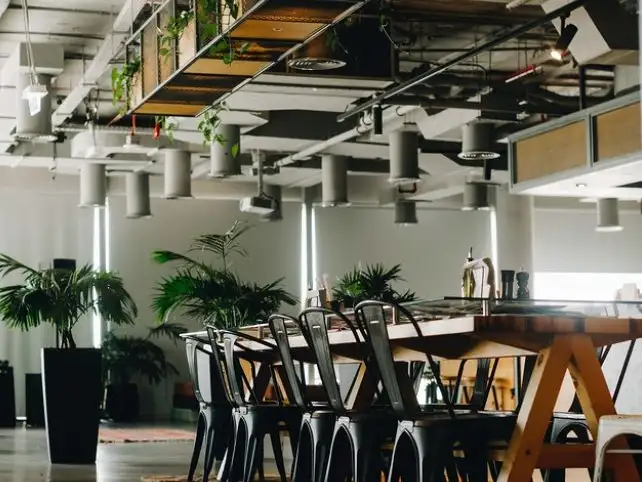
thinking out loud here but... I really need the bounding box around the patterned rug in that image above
[99,427,195,444]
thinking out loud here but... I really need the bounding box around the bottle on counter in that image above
[462,247,476,298]
[501,270,516,300]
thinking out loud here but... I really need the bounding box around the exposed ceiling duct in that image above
[389,131,420,186]
[458,123,500,162]
[210,125,242,178]
[126,172,152,219]
[71,129,172,160]
[163,149,192,200]
[542,0,639,65]
[596,198,623,232]
[261,184,283,222]
[79,164,106,208]
[321,154,349,207]
[394,200,418,225]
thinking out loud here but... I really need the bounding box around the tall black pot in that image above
[42,348,102,464]
[0,366,15,427]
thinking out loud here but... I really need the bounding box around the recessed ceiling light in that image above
[576,183,587,188]
[272,27,283,32]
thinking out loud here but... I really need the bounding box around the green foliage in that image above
[111,57,141,115]
[154,116,178,143]
[332,263,416,309]
[152,221,296,329]
[0,254,137,349]
[207,36,250,65]
[102,322,184,385]
[197,104,239,156]
[159,10,194,61]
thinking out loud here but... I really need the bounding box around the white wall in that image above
[108,196,302,419]
[315,206,493,298]
[0,176,94,416]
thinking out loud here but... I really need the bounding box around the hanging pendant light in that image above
[394,200,418,225]
[462,182,491,211]
[210,124,241,178]
[261,184,283,222]
[596,198,623,232]
[125,172,152,218]
[389,131,421,185]
[321,155,350,207]
[164,149,192,199]
[459,122,500,161]
[79,163,106,208]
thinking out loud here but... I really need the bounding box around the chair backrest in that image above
[268,314,309,410]
[211,327,281,408]
[185,337,229,407]
[355,300,455,418]
[297,307,370,415]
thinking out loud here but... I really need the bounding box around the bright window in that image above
[534,272,642,302]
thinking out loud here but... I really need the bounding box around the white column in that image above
[492,185,534,275]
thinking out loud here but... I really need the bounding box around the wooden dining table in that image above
[184,302,642,482]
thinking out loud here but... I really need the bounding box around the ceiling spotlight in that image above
[394,200,418,225]
[550,22,578,61]
[459,122,500,161]
[462,182,491,211]
[596,198,623,232]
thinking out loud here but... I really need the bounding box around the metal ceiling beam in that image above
[336,0,590,123]
[51,0,147,126]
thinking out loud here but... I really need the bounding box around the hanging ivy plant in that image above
[111,57,141,115]
[208,36,250,65]
[197,103,239,157]
[159,10,195,62]
[154,116,178,143]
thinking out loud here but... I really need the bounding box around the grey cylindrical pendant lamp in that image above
[321,154,349,207]
[459,122,500,161]
[210,124,241,178]
[462,182,491,211]
[596,198,623,232]
[79,163,106,208]
[164,149,192,199]
[389,131,420,185]
[261,184,283,222]
[126,172,152,218]
[394,200,418,225]
[16,73,56,142]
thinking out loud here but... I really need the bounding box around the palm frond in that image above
[148,322,187,343]
[189,220,250,268]
[332,262,416,307]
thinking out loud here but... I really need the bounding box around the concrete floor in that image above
[0,427,199,482]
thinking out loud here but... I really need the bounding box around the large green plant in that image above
[0,254,137,349]
[152,221,297,328]
[102,323,184,385]
[332,263,416,308]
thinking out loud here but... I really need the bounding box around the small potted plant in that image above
[332,263,417,310]
[102,323,185,422]
[0,254,137,464]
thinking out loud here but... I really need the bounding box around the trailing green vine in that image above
[197,103,239,157]
[208,36,250,65]
[159,10,194,62]
[111,57,141,115]
[154,116,178,143]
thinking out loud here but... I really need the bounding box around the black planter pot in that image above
[42,348,102,465]
[0,367,15,427]
[104,383,139,422]
[25,373,45,427]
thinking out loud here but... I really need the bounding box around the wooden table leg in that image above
[497,336,574,482]
[569,335,640,482]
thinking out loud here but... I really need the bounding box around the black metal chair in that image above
[297,307,397,482]
[184,336,232,482]
[354,300,517,482]
[268,313,336,482]
[206,326,301,482]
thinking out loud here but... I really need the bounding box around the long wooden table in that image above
[185,312,642,482]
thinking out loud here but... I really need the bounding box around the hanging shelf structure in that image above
[121,0,391,117]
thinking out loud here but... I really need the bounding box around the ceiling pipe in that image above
[273,105,418,168]
[336,0,590,123]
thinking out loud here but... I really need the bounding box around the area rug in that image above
[99,427,195,444]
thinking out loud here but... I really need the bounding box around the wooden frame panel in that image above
[595,102,642,162]
[514,121,587,183]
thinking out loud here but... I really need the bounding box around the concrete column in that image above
[492,185,534,275]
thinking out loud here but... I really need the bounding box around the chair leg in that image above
[323,425,352,482]
[270,430,288,482]
[202,426,217,482]
[291,424,312,482]
[188,413,206,482]
[310,416,336,482]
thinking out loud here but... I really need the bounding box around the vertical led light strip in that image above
[490,208,499,273]
[300,204,308,306]
[91,200,110,348]
[311,207,318,285]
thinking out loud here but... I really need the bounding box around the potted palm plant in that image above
[151,220,297,328]
[332,263,417,309]
[102,322,185,422]
[0,254,137,464]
